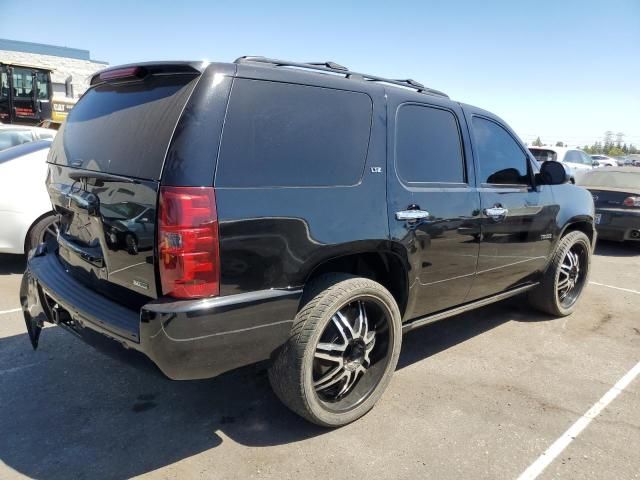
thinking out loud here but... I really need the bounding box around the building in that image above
[0,38,108,100]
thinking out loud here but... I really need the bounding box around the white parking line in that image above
[0,308,21,315]
[517,360,640,480]
[590,281,640,295]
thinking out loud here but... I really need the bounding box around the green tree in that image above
[608,146,625,157]
[532,136,543,147]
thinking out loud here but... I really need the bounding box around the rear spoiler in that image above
[90,61,206,87]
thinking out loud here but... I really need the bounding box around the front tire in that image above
[529,230,591,316]
[269,274,402,427]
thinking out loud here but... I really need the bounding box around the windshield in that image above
[529,149,556,163]
[51,75,198,180]
[579,170,640,190]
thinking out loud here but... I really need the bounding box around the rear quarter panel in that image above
[213,69,390,296]
[551,183,596,247]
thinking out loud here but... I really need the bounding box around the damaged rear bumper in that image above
[20,247,301,380]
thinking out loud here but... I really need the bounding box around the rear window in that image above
[529,149,557,163]
[215,79,372,187]
[50,75,198,180]
[579,170,640,190]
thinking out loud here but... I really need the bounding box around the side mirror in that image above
[537,161,570,185]
[592,160,599,167]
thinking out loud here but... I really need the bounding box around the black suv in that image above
[21,57,595,427]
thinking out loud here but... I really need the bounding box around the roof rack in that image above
[234,56,449,98]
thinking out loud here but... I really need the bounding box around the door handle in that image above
[484,205,508,220]
[395,209,430,221]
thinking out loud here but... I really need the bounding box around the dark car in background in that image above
[578,167,640,242]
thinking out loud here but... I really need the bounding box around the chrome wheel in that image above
[41,220,59,244]
[557,243,588,308]
[312,298,392,411]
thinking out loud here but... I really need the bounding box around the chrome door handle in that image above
[484,206,508,220]
[395,210,430,221]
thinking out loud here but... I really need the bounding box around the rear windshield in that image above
[50,75,198,180]
[579,170,640,190]
[529,148,557,163]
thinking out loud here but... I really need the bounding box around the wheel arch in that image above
[303,247,410,317]
[558,217,596,247]
[23,210,55,254]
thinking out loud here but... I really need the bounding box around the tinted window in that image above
[529,149,557,163]
[564,150,583,164]
[216,79,372,187]
[396,104,464,183]
[52,75,198,180]
[472,117,529,185]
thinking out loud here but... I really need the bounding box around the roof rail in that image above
[234,56,449,98]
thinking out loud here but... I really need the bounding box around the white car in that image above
[529,146,594,182]
[0,125,57,152]
[590,154,617,167]
[0,140,57,254]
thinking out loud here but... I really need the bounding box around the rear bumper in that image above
[595,208,640,242]
[21,248,301,380]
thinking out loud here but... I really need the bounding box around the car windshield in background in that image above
[0,130,33,151]
[529,149,557,163]
[579,170,640,190]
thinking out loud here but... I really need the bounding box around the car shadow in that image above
[0,295,550,480]
[594,239,640,257]
[0,253,26,275]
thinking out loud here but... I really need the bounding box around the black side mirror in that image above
[537,161,570,185]
[592,160,599,167]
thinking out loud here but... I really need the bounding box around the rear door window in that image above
[216,79,372,187]
[51,75,199,180]
[395,104,465,184]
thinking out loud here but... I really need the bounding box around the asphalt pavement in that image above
[0,241,638,480]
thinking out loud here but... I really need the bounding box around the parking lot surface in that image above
[0,242,638,480]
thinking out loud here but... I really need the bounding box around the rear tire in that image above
[268,274,402,427]
[528,231,591,316]
[25,214,57,253]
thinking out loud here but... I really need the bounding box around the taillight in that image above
[158,186,219,299]
[623,196,640,207]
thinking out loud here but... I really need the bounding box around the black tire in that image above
[268,274,402,427]
[25,214,57,253]
[528,230,591,316]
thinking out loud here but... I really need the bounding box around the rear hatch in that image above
[46,64,201,307]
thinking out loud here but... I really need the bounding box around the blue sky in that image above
[2,0,638,147]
